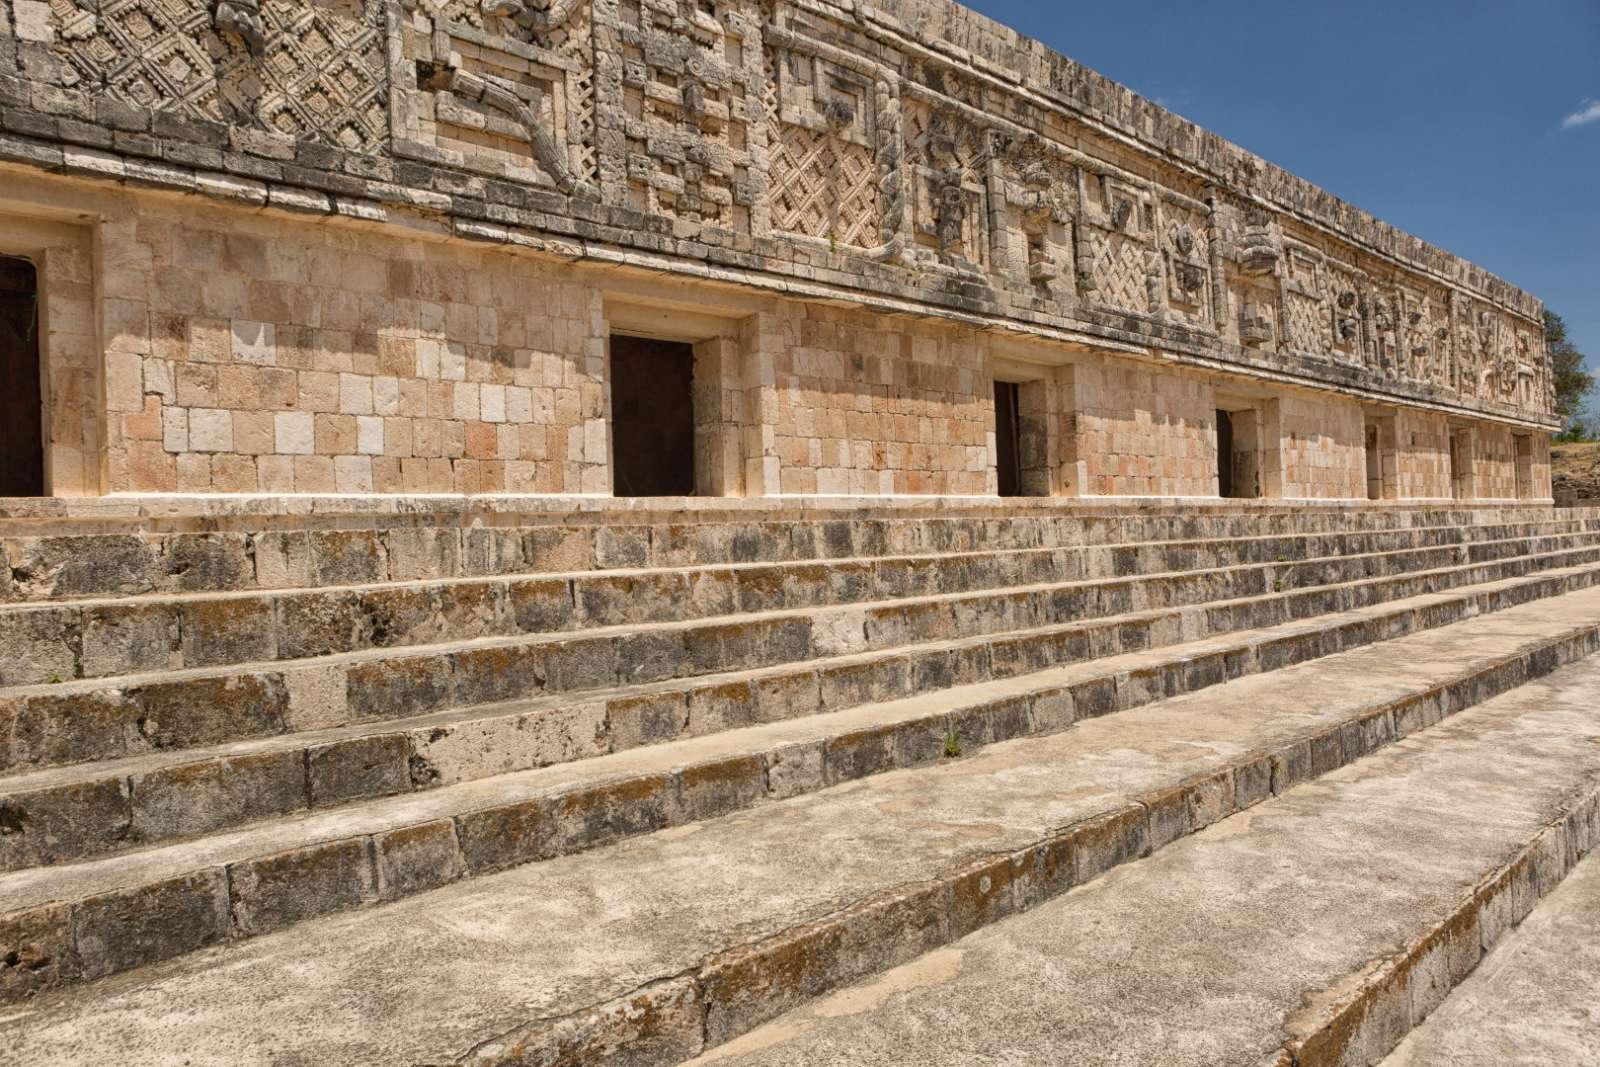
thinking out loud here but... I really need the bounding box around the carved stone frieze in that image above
[10,0,1555,424]
[49,0,387,151]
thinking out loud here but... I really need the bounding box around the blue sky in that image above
[965,0,1600,378]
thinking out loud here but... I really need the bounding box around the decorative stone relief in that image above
[1080,171,1157,313]
[405,1,598,194]
[1282,246,1326,354]
[594,0,763,230]
[996,134,1075,292]
[51,0,387,151]
[903,99,991,270]
[15,0,1551,422]
[764,41,881,248]
[214,0,265,55]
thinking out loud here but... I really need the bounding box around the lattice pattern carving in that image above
[51,0,387,152]
[1094,235,1154,315]
[1285,292,1326,354]
[769,122,878,247]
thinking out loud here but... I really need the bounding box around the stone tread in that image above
[6,525,1585,689]
[1380,850,1600,1067]
[3,592,1599,1064]
[680,655,1600,1067]
[1,518,1582,616]
[4,507,1594,606]
[2,557,1597,872]
[8,534,1598,702]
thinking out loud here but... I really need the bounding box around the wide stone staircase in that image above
[2,501,1600,1064]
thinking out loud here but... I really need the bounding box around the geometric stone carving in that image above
[214,0,265,55]
[766,45,881,248]
[599,0,760,229]
[904,99,991,270]
[51,0,388,152]
[405,1,597,192]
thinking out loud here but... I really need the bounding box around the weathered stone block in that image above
[131,750,306,840]
[552,774,678,853]
[0,607,78,686]
[73,870,229,980]
[307,734,411,806]
[133,673,288,750]
[277,590,371,659]
[0,902,79,999]
[178,597,278,667]
[347,655,452,719]
[228,838,378,935]
[0,777,132,869]
[679,755,765,822]
[375,819,462,900]
[407,703,605,786]
[454,798,553,874]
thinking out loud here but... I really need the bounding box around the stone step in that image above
[4,503,1592,603]
[12,550,1600,876]
[3,559,1598,872]
[665,656,1600,1067]
[1378,851,1600,1067]
[1,593,1596,1057]
[6,520,1587,685]
[5,532,1598,784]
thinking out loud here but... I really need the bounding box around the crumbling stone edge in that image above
[440,623,1600,1067]
[1271,774,1600,1067]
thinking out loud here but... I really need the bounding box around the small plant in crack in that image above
[942,729,963,759]
[45,672,64,685]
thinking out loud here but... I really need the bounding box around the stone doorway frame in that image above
[603,297,767,498]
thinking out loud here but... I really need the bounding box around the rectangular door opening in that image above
[610,335,696,497]
[1363,414,1397,501]
[1514,434,1534,500]
[994,380,1021,497]
[1216,409,1235,498]
[1449,428,1473,501]
[0,256,44,497]
[1216,405,1265,499]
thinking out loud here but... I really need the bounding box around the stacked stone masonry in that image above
[0,0,1558,501]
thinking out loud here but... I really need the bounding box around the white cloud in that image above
[1561,98,1600,129]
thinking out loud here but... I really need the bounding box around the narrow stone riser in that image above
[3,509,1591,604]
[0,523,1581,687]
[4,537,1590,792]
[3,555,1599,878]
[4,608,1596,1013]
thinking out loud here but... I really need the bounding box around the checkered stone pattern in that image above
[49,0,387,152]
[768,122,879,248]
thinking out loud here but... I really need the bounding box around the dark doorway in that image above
[1215,409,1234,498]
[1365,423,1382,501]
[1514,435,1534,500]
[994,380,1021,497]
[0,257,44,497]
[610,335,695,497]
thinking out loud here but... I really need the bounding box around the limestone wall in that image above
[1396,411,1453,502]
[1278,394,1364,501]
[769,306,989,495]
[1066,360,1216,499]
[88,193,607,495]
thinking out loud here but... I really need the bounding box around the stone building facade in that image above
[0,0,1557,502]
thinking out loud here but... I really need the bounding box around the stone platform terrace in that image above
[2,499,1600,1065]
